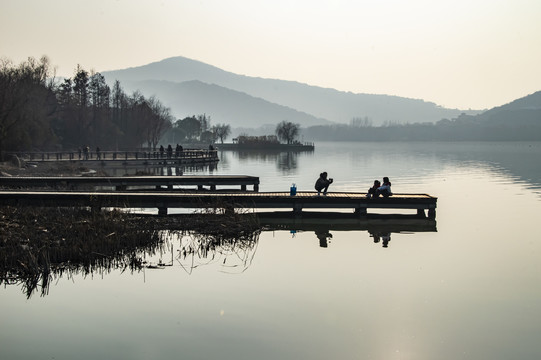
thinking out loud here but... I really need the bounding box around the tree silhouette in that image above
[213,123,231,144]
[275,121,300,144]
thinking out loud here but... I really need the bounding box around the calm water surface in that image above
[2,142,541,360]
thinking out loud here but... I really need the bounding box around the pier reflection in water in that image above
[3,142,540,360]
[1,209,434,298]
[106,162,218,176]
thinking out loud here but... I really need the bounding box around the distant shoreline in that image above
[215,143,314,151]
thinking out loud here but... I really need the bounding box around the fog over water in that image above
[1,141,540,360]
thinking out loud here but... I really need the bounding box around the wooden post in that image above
[254,184,259,192]
[428,208,436,219]
[224,204,235,215]
[241,185,247,191]
[158,207,168,216]
[355,207,367,217]
[417,209,426,217]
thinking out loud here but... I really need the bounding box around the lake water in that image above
[2,141,541,360]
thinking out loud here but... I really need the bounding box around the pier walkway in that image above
[8,149,218,167]
[0,175,260,192]
[0,191,437,218]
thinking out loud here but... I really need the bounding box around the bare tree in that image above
[0,56,57,157]
[350,116,372,127]
[275,121,300,144]
[212,123,231,144]
[145,96,173,149]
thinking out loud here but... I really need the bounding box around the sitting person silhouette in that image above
[314,172,333,196]
[376,177,392,198]
[366,179,381,199]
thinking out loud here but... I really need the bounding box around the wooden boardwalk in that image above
[9,149,219,167]
[0,190,437,218]
[0,175,260,191]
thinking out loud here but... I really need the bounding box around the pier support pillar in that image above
[354,207,367,217]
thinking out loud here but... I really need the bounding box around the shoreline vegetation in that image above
[0,205,261,299]
[2,56,540,164]
[0,161,261,299]
[302,104,541,141]
[0,57,174,161]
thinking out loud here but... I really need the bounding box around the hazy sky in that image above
[2,0,540,110]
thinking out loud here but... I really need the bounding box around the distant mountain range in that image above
[102,56,480,128]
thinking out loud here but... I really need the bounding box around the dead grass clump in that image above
[0,206,163,298]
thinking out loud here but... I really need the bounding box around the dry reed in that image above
[0,204,262,297]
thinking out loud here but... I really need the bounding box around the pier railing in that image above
[8,149,218,162]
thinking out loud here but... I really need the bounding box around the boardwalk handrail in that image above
[7,149,218,162]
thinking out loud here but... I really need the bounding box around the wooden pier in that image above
[8,149,218,167]
[0,175,260,192]
[0,191,437,218]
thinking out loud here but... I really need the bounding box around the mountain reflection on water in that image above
[4,142,541,360]
[219,141,541,194]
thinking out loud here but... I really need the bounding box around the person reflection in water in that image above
[315,230,332,248]
[381,233,391,248]
[370,231,392,248]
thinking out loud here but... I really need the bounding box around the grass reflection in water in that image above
[0,206,261,298]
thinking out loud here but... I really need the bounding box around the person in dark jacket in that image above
[314,172,333,196]
[366,179,381,199]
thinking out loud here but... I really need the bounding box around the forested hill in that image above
[303,91,541,141]
[472,90,541,125]
[102,56,479,126]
